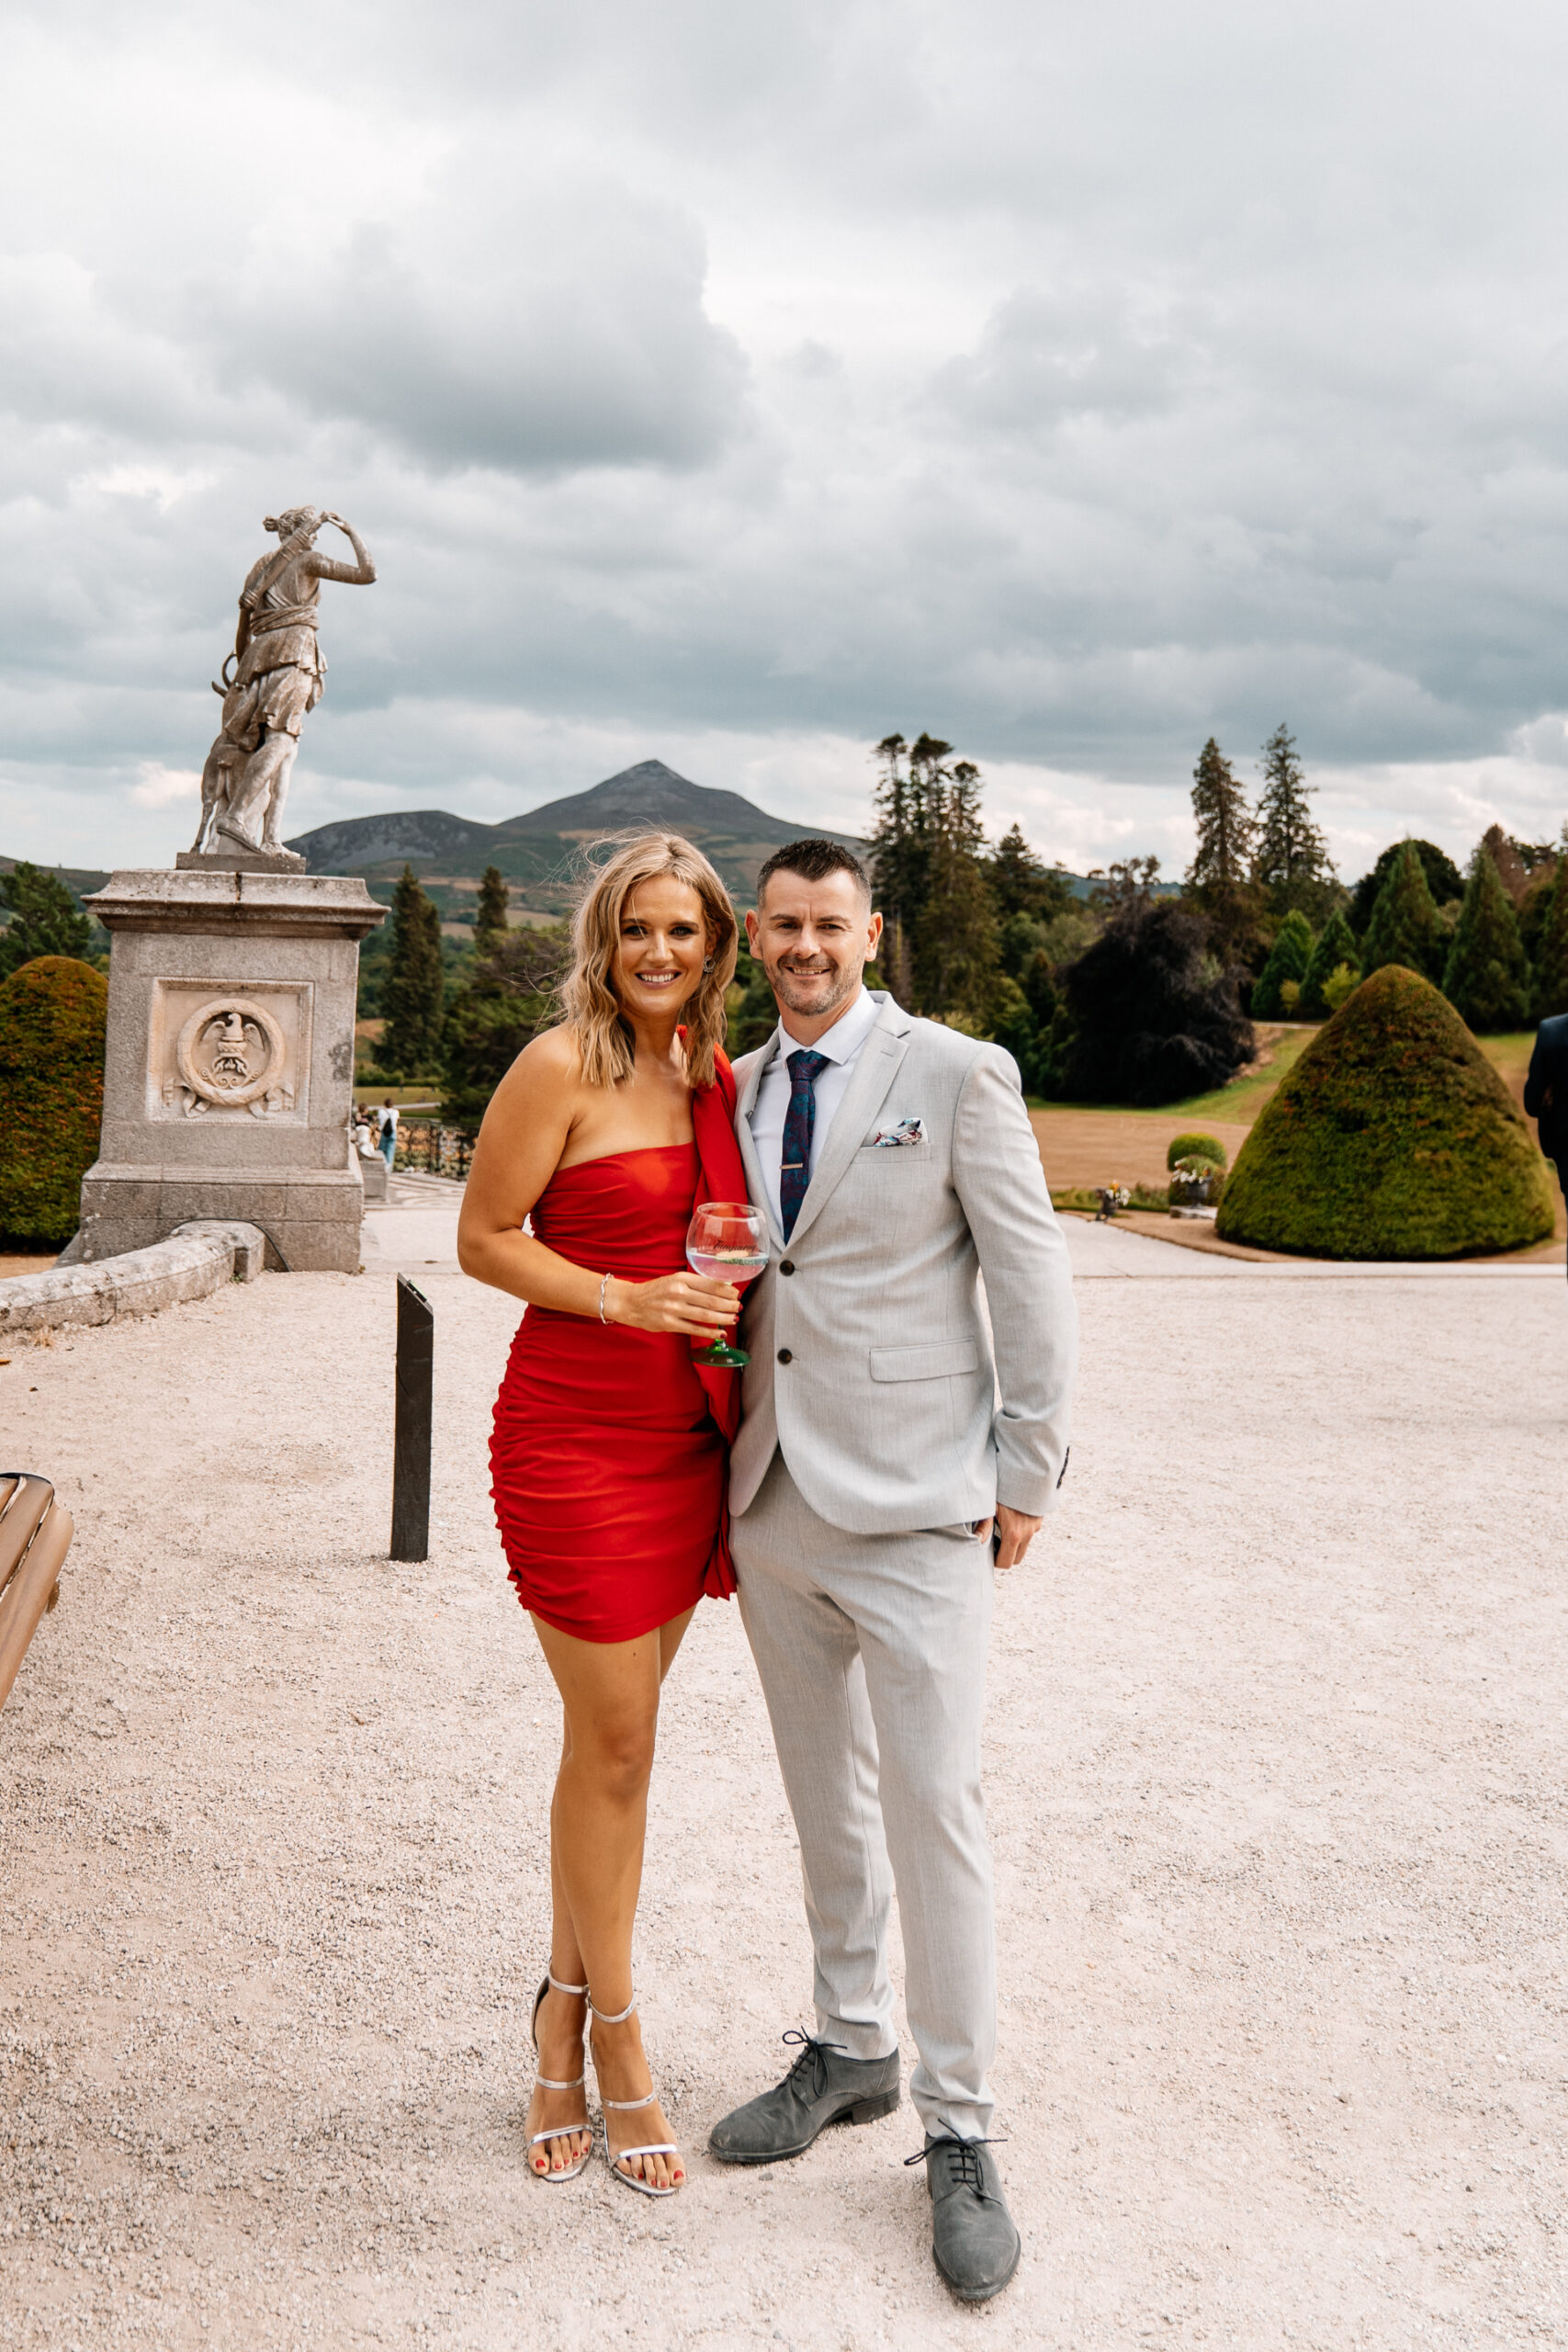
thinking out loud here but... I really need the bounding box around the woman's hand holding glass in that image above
[605,1270,742,1339]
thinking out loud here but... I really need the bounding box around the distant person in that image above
[1524,1012,1568,1269]
[457,832,746,2197]
[353,1110,373,1159]
[379,1100,399,1169]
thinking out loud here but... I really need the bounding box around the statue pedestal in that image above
[78,868,386,1272]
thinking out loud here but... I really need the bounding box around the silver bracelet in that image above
[598,1272,611,1324]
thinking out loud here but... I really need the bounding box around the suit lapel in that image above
[786,997,913,1248]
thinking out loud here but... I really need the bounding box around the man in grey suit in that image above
[708,840,1077,2302]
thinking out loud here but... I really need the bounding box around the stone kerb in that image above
[0,1221,265,1337]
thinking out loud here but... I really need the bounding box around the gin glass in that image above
[685,1200,768,1368]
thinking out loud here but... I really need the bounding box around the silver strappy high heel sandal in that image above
[589,1989,682,2199]
[527,1971,592,2183]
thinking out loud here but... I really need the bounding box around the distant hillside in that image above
[285,759,869,917]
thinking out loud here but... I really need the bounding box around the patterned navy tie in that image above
[779,1048,829,1241]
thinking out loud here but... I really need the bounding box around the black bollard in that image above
[390,1274,434,1561]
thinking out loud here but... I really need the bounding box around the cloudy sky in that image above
[6,0,1568,883]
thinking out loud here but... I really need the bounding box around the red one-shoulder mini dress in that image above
[489,1126,741,1645]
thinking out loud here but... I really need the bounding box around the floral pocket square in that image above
[869,1117,928,1148]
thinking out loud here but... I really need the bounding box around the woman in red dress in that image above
[457,833,748,2199]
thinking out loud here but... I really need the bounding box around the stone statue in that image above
[190,507,376,860]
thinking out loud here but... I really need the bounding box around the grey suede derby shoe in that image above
[708,2030,901,2165]
[916,2135,1021,2303]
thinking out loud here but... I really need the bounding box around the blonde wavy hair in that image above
[558,832,739,1090]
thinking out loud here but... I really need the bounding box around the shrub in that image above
[1048,901,1253,1106]
[1321,961,1360,1012]
[0,956,107,1244]
[1214,965,1555,1259]
[1168,1131,1226,1170]
[1250,910,1315,1019]
[1299,906,1360,1017]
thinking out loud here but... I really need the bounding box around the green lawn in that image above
[1025,1026,1544,1131]
[1026,1024,1321,1124]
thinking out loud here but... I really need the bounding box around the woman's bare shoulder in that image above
[486,1020,583,1116]
[516,1022,581,1080]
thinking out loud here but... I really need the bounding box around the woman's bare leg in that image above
[531,1607,695,2189]
[526,1725,592,2176]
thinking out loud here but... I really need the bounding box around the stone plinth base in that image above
[175,847,306,874]
[80,866,385,1274]
[78,1163,366,1273]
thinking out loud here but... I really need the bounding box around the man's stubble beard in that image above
[767,956,863,1023]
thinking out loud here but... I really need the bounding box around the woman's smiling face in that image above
[614,875,711,1023]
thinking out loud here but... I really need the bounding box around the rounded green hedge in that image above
[1168,1130,1226,1171]
[1214,965,1555,1260]
[0,956,107,1245]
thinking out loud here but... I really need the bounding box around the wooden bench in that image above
[0,1475,73,1712]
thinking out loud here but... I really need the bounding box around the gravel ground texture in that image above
[2,1188,1565,2351]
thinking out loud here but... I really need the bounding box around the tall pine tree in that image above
[1186,737,1260,956]
[1361,842,1446,983]
[1252,724,1335,916]
[870,731,1001,1014]
[912,760,1001,1024]
[473,865,509,956]
[1479,822,1529,908]
[1442,845,1530,1032]
[1532,856,1568,1023]
[378,865,445,1076]
[868,732,929,1001]
[989,821,1071,922]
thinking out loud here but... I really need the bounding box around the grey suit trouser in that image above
[732,1449,997,2140]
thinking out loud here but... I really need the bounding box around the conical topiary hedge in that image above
[1214,965,1556,1259]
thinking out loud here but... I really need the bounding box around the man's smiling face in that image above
[745,869,884,1036]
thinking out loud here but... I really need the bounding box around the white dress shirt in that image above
[749,986,881,1236]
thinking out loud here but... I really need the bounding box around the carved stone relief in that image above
[146,980,311,1122]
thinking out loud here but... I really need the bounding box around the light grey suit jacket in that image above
[730,992,1077,1534]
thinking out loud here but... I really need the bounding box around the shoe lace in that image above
[781,2028,847,2100]
[904,2134,1007,2193]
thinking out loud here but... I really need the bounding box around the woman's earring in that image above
[703,956,715,973]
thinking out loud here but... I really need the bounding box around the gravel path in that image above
[3,1195,1566,2349]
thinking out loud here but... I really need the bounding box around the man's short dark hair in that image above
[754,839,872,904]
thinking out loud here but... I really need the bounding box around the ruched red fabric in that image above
[489,1135,739,1645]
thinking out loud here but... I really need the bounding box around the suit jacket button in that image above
[779,1260,795,1276]
[777,1348,793,1364]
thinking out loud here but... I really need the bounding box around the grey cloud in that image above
[9,0,1568,872]
[931,287,1183,434]
[182,165,748,476]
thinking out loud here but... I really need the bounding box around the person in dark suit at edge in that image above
[1524,1012,1568,1273]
